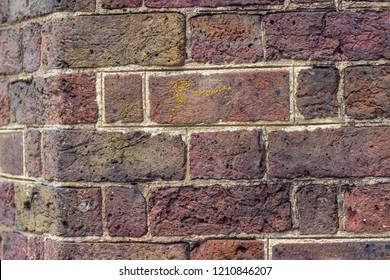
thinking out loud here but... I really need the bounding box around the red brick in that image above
[190,14,262,64]
[191,240,264,260]
[345,185,390,233]
[15,185,103,237]
[106,187,147,237]
[273,242,390,260]
[0,132,23,175]
[3,232,27,260]
[27,237,44,260]
[291,0,332,3]
[0,182,15,226]
[42,14,185,69]
[0,0,7,23]
[22,23,41,73]
[297,185,338,234]
[345,66,390,120]
[149,184,292,236]
[0,82,9,126]
[45,241,189,260]
[190,130,265,179]
[42,130,186,182]
[101,0,142,8]
[25,130,42,177]
[104,74,143,123]
[149,70,290,124]
[0,29,22,75]
[297,68,339,119]
[265,11,390,61]
[268,127,390,178]
[145,0,283,7]
[10,74,97,125]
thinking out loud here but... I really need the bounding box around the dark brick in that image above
[273,242,390,260]
[42,130,186,182]
[145,0,283,7]
[25,130,42,177]
[45,241,189,260]
[10,74,97,125]
[268,127,390,178]
[149,70,290,124]
[265,11,390,61]
[297,185,338,234]
[0,82,9,126]
[106,187,147,237]
[0,132,23,175]
[191,240,264,260]
[291,0,333,3]
[345,66,390,120]
[27,237,44,260]
[297,68,339,119]
[15,185,103,237]
[42,14,185,69]
[190,14,262,64]
[0,182,15,226]
[345,185,390,233]
[22,23,41,73]
[3,232,27,260]
[149,184,292,236]
[101,0,142,8]
[0,29,22,75]
[104,74,143,123]
[190,130,265,179]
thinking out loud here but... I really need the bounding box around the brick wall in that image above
[0,0,389,260]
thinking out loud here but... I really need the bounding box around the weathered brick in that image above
[10,74,97,125]
[0,29,22,75]
[190,130,265,179]
[297,68,339,119]
[273,242,390,260]
[345,185,390,233]
[0,132,23,175]
[149,184,292,236]
[268,127,390,178]
[345,66,390,120]
[145,0,283,7]
[297,185,338,234]
[45,241,189,260]
[106,187,147,237]
[22,23,41,73]
[15,185,103,237]
[101,0,142,8]
[149,70,290,124]
[191,240,264,260]
[0,82,9,126]
[190,14,262,64]
[0,0,8,23]
[43,130,186,182]
[104,74,143,123]
[291,0,333,3]
[9,0,96,22]
[265,11,390,61]
[27,237,44,260]
[42,14,185,69]
[25,130,42,177]
[3,232,27,260]
[0,182,15,226]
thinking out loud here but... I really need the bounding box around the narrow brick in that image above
[145,0,283,7]
[0,182,15,226]
[106,187,147,237]
[291,0,333,3]
[42,130,186,182]
[345,66,390,120]
[25,130,42,177]
[297,185,338,234]
[0,0,8,23]
[345,185,390,233]
[3,232,27,260]
[297,68,339,119]
[15,185,103,237]
[265,11,390,61]
[45,241,189,260]
[273,242,390,260]
[268,127,390,178]
[0,82,9,126]
[191,240,264,260]
[0,29,22,75]
[190,14,262,64]
[0,132,23,175]
[101,0,142,8]
[10,74,97,125]
[27,237,44,260]
[190,130,265,179]
[42,14,185,69]
[149,184,292,236]
[149,70,290,124]
[104,74,143,123]
[22,23,41,73]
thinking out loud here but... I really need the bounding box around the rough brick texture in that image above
[101,0,142,8]
[0,82,9,126]
[0,29,22,75]
[345,66,390,120]
[344,185,390,233]
[190,130,265,179]
[149,184,292,236]
[0,132,23,175]
[269,127,390,178]
[145,0,283,7]
[191,240,264,260]
[190,14,262,64]
[0,1,8,23]
[22,23,41,73]
[25,130,42,178]
[2,232,27,260]
[42,130,186,182]
[0,182,15,226]
[149,70,290,124]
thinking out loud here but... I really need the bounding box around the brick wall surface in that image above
[0,0,389,260]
